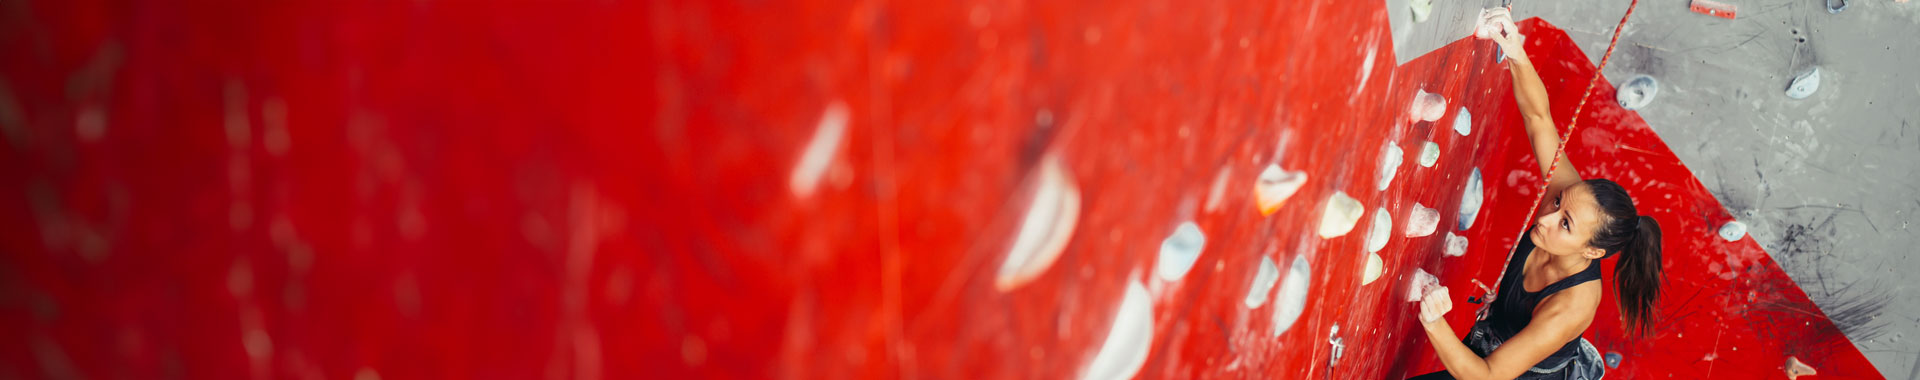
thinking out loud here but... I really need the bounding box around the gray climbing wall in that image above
[1522,1,1920,377]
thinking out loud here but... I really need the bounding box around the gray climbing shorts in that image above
[1464,321,1608,380]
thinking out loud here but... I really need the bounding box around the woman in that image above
[1407,10,1665,380]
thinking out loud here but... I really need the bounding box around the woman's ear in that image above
[1583,247,1607,260]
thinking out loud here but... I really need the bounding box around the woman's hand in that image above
[1477,8,1525,61]
[1419,286,1454,327]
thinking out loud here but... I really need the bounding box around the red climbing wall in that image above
[0,0,1882,379]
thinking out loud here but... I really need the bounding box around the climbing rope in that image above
[1477,0,1640,318]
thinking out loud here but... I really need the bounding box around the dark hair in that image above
[1582,179,1663,338]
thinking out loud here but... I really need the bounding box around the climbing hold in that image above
[1616,75,1659,110]
[1689,0,1739,19]
[1366,207,1392,253]
[1475,8,1516,39]
[1444,232,1469,257]
[1245,256,1282,308]
[1204,166,1232,212]
[1410,90,1447,123]
[1784,356,1818,380]
[1418,141,1440,167]
[1377,141,1404,191]
[1319,191,1365,238]
[1271,256,1312,336]
[1156,222,1206,281]
[1718,221,1747,241]
[1826,0,1847,14]
[1407,268,1440,302]
[1474,10,1501,39]
[1457,168,1484,230]
[1406,203,1439,237]
[995,155,1081,291]
[1452,107,1472,136]
[1327,324,1346,366]
[1255,164,1308,215]
[1785,66,1821,100]
[1605,352,1623,368]
[1362,252,1384,285]
[790,101,850,198]
[1081,280,1153,380]
[1410,0,1435,22]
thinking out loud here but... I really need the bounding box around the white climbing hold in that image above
[1319,191,1365,238]
[1326,324,1345,365]
[1366,208,1392,253]
[1405,203,1439,237]
[1616,75,1659,110]
[1477,6,1521,63]
[1444,232,1468,257]
[1457,168,1484,231]
[1410,90,1447,123]
[1418,141,1440,167]
[1362,252,1384,285]
[1245,256,1281,308]
[1407,268,1440,302]
[1204,166,1232,213]
[1474,9,1502,39]
[1410,0,1435,22]
[1475,8,1515,40]
[1452,107,1472,136]
[1786,66,1821,100]
[1255,164,1308,216]
[1157,222,1206,282]
[790,101,851,198]
[1081,280,1153,380]
[1377,141,1404,191]
[1719,221,1747,242]
[995,155,1081,291]
[1271,256,1311,336]
[1358,43,1378,91]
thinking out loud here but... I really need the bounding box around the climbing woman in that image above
[1407,9,1664,380]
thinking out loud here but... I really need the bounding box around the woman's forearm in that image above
[1424,321,1493,380]
[1505,53,1555,136]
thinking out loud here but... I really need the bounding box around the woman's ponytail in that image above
[1614,215,1663,338]
[1584,179,1665,338]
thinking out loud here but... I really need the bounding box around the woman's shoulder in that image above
[1533,281,1603,319]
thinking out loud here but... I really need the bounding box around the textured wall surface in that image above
[0,0,1888,378]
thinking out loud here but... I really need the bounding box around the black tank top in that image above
[1484,229,1602,357]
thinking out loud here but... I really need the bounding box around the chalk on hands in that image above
[1420,287,1453,323]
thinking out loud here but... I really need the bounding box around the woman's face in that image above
[1530,183,1609,259]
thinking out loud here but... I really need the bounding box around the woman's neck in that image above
[1543,251,1592,277]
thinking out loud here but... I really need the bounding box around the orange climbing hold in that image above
[1689,0,1738,19]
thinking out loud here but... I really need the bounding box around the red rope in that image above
[1481,0,1639,313]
